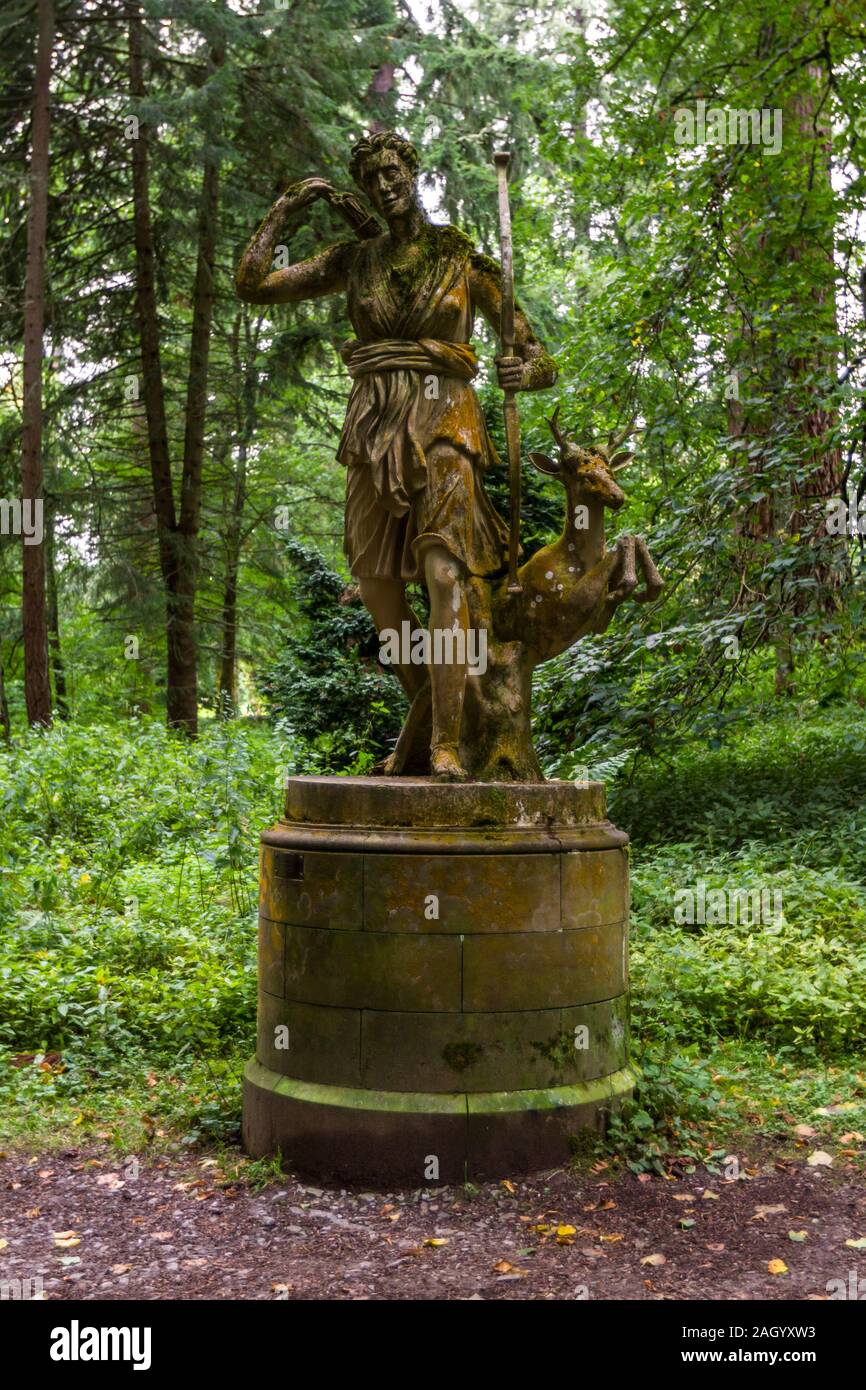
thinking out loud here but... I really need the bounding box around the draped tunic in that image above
[336,224,510,581]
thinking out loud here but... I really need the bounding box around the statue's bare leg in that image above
[422,543,470,782]
[357,577,427,703]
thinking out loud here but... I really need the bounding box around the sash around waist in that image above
[340,337,479,382]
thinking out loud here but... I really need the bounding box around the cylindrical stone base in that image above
[242,776,633,1186]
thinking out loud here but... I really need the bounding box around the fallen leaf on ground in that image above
[793,1124,816,1138]
[641,1253,666,1267]
[52,1231,79,1248]
[492,1260,528,1276]
[111,1264,131,1274]
[423,1237,447,1248]
[753,1204,786,1220]
[807,1150,833,1167]
[788,1230,808,1242]
[767,1259,788,1275]
[845,1237,866,1249]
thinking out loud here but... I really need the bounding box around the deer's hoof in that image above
[608,582,635,603]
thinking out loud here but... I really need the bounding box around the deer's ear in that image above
[610,450,633,471]
[529,451,560,475]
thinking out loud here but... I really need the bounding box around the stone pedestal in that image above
[242,776,633,1186]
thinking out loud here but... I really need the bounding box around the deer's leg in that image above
[560,548,625,638]
[631,537,664,603]
[607,536,638,603]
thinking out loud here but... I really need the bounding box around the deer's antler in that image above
[547,405,567,452]
[607,422,635,453]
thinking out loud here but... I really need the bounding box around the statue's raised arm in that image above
[235,178,374,305]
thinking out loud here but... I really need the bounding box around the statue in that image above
[237,132,662,782]
[238,132,665,1183]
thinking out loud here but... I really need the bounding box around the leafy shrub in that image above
[259,540,406,772]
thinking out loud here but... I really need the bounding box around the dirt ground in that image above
[2,1142,865,1301]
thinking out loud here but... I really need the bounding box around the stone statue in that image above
[237,131,662,782]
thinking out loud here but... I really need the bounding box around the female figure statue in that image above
[237,132,557,780]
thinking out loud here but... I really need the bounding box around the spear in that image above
[494,149,522,595]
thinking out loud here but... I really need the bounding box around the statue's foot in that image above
[430,743,469,782]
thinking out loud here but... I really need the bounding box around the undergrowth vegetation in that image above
[1,705,865,1171]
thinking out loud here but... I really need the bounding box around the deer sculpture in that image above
[383,407,663,781]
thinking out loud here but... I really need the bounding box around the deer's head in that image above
[528,407,634,512]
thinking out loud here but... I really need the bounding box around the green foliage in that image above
[0,718,284,1086]
[259,540,406,772]
[595,704,866,1168]
[603,1047,726,1175]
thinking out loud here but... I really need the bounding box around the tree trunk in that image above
[0,659,11,744]
[177,66,222,729]
[127,4,222,737]
[217,312,256,718]
[727,23,844,678]
[21,0,54,728]
[45,505,68,717]
[127,1,183,727]
[217,559,240,717]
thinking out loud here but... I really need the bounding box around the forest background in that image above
[1,0,865,1172]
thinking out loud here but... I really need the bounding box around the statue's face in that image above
[360,149,417,220]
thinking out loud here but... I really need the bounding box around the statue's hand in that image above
[290,177,338,207]
[495,354,527,391]
[497,344,558,392]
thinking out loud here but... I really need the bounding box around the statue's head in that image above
[349,131,420,222]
